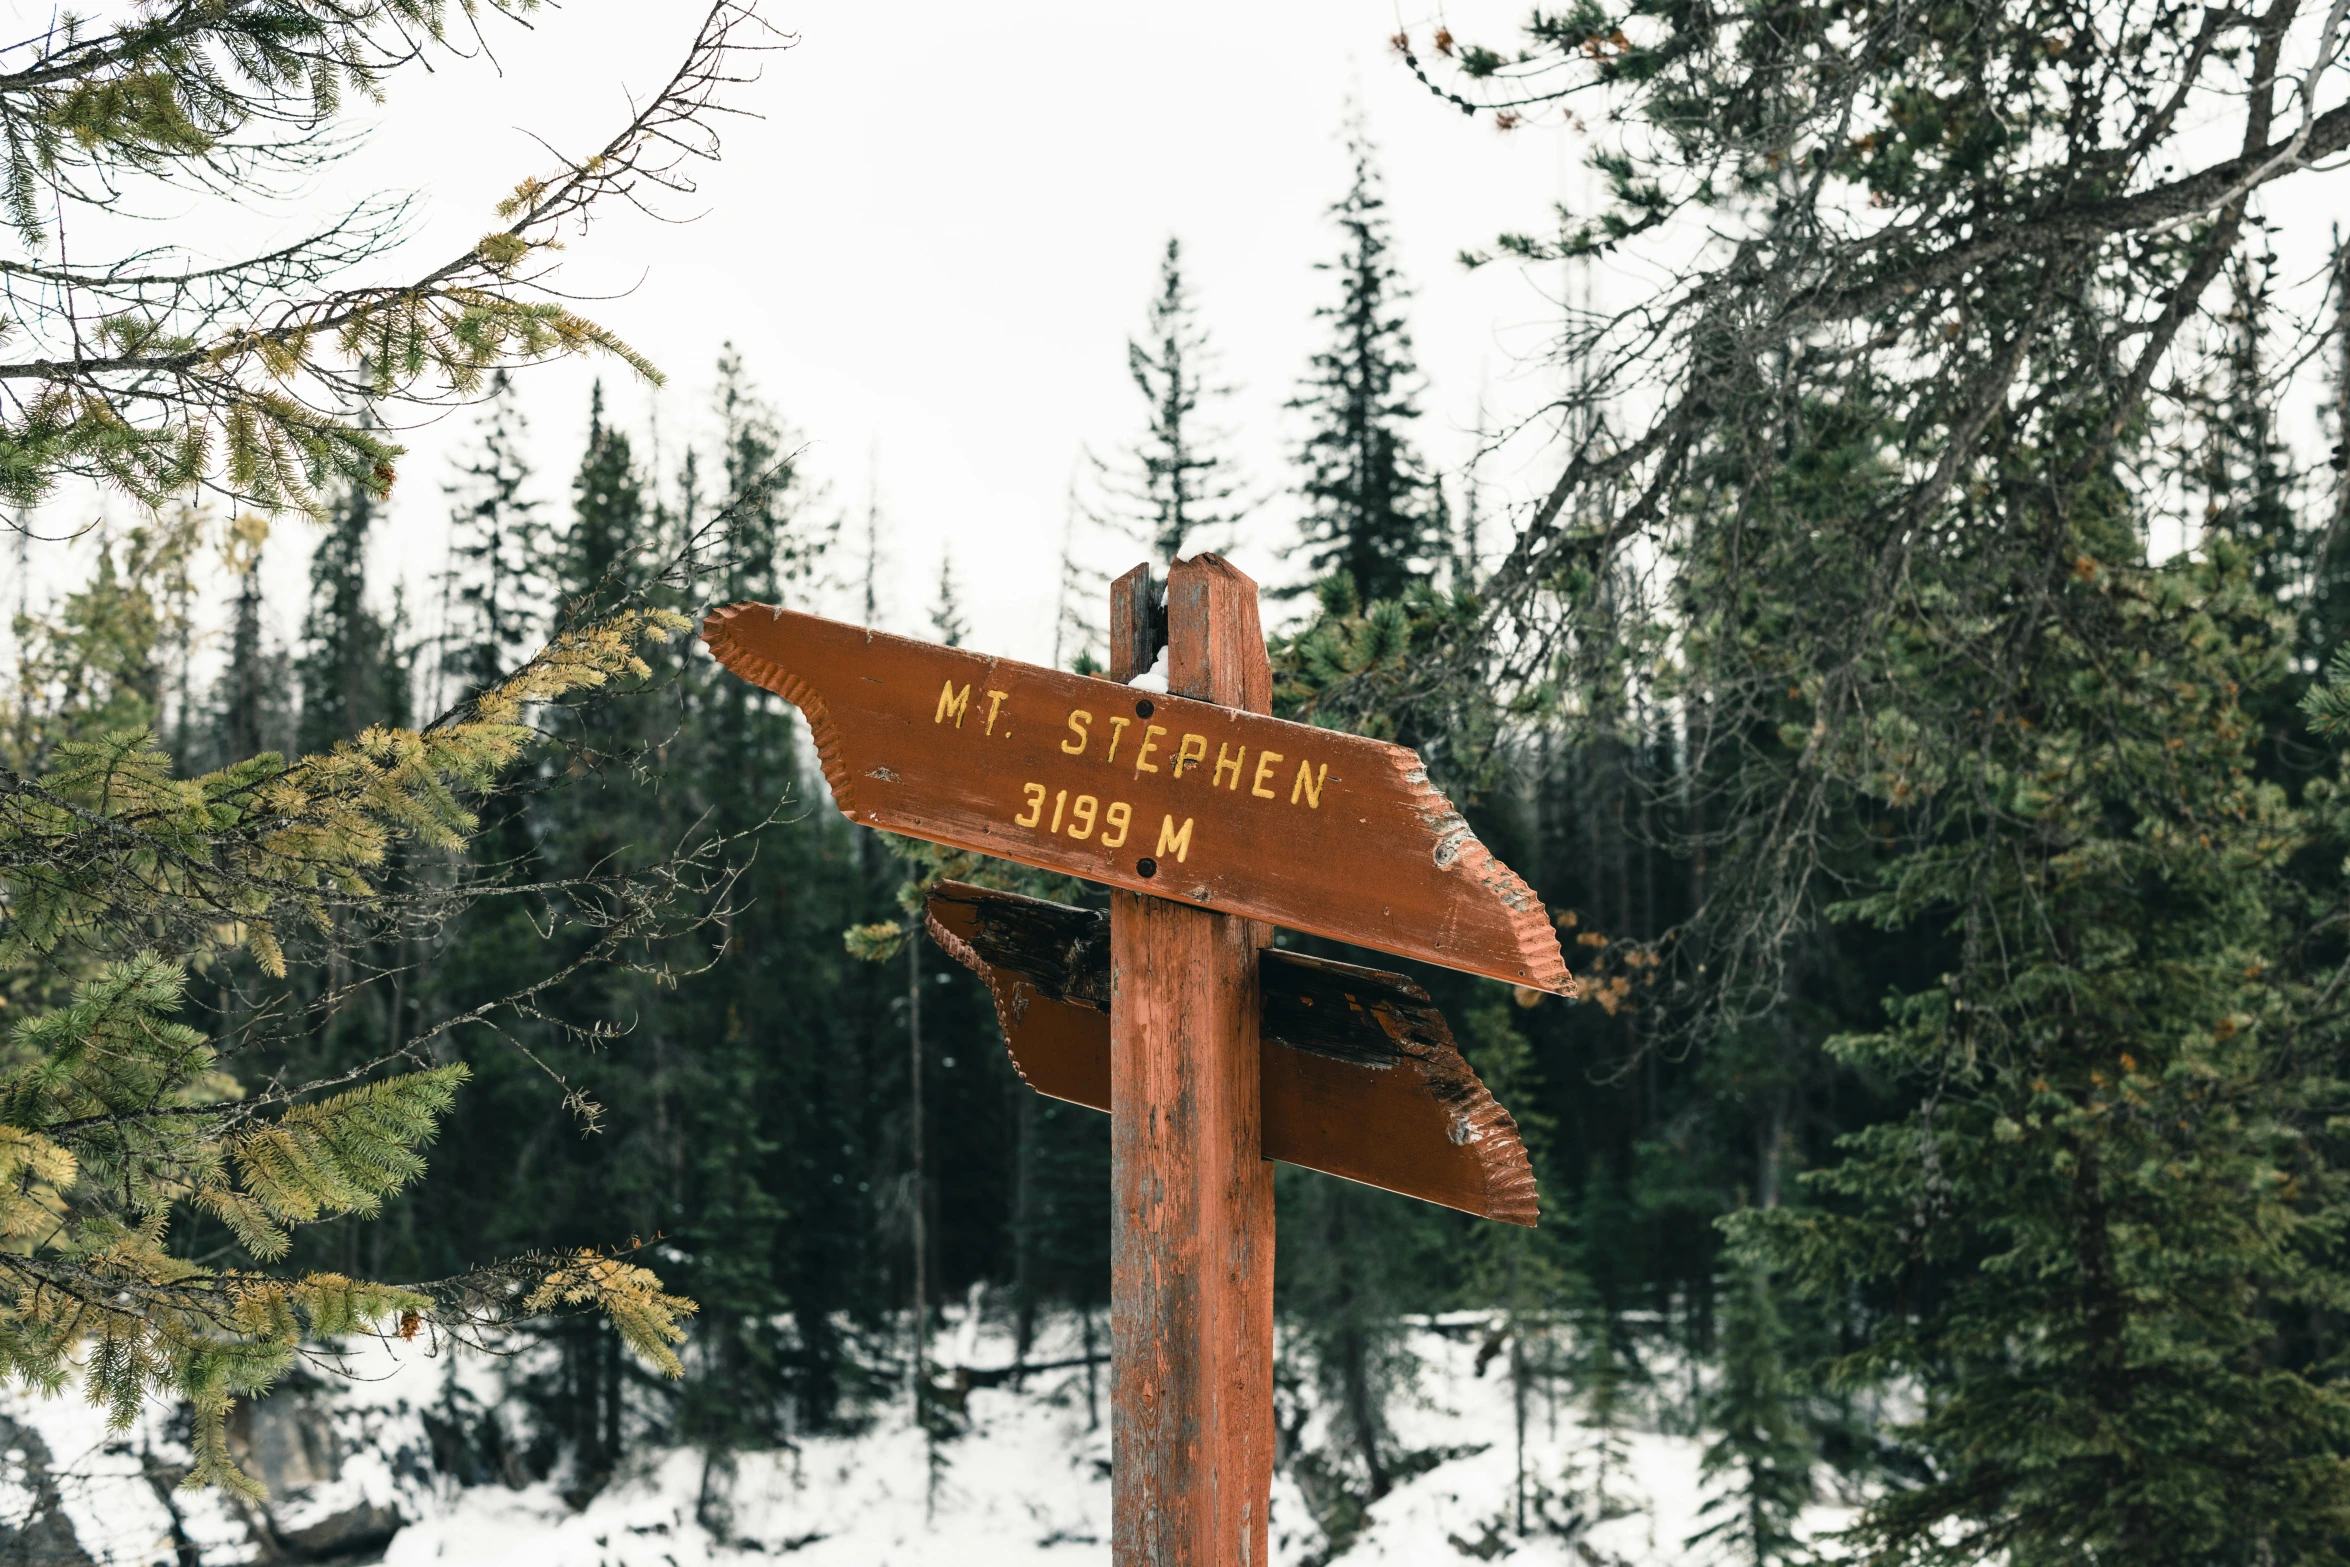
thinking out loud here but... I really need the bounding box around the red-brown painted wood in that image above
[1108,556,1274,1567]
[701,583,1572,996]
[702,554,1570,1564]
[925,880,1540,1226]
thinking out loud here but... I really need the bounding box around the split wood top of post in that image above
[703,602,1573,995]
[925,881,1539,1226]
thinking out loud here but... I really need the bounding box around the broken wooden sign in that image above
[925,879,1539,1225]
[701,600,1571,994]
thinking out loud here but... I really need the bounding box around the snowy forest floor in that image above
[0,1309,1863,1565]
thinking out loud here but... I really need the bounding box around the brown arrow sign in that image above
[703,603,1573,994]
[925,881,1539,1225]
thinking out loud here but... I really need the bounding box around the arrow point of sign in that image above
[1384,747,1576,998]
[704,602,861,816]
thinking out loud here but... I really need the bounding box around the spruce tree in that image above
[1689,1263,1813,1564]
[679,353,806,1449]
[931,557,970,648]
[1460,998,1576,1540]
[1092,237,1249,564]
[1269,122,1488,773]
[297,479,410,753]
[1289,120,1442,608]
[442,371,553,703]
[1733,522,2348,1563]
[563,384,654,618]
[209,515,290,773]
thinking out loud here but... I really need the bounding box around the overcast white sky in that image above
[164,0,1581,668]
[16,0,2346,672]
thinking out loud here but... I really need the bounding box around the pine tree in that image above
[442,371,552,703]
[563,384,654,618]
[1092,237,1249,564]
[653,351,876,1449]
[1269,121,1488,773]
[1460,998,1576,1540]
[10,520,198,752]
[0,1,758,1486]
[1689,1263,1813,1563]
[1289,119,1442,608]
[297,478,410,754]
[209,514,290,773]
[713,343,825,607]
[1736,522,2350,1563]
[931,557,970,649]
[2,532,694,1490]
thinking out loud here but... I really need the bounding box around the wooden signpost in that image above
[704,554,1574,1567]
[924,879,1540,1226]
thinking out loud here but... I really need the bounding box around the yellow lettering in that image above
[1291,760,1327,808]
[1069,795,1098,839]
[1101,800,1132,848]
[1135,724,1168,774]
[935,681,971,727]
[1155,815,1194,863]
[1105,715,1132,763]
[1214,742,1246,790]
[1050,789,1067,834]
[1251,751,1283,799]
[984,689,1010,734]
[1016,782,1045,826]
[1061,709,1093,754]
[1174,733,1208,778]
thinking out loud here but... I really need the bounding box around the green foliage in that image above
[2302,646,2350,738]
[1690,1264,1813,1564]
[1,519,698,1489]
[1272,571,1501,789]
[1390,1,2350,1550]
[1732,537,2350,1564]
[1288,119,1443,608]
[0,1,761,513]
[0,12,764,1475]
[8,516,195,747]
[442,372,553,699]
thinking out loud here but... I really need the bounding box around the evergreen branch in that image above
[0,2,783,513]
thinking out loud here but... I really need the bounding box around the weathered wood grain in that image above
[1108,561,1163,685]
[1108,556,1273,1567]
[701,575,1572,995]
[926,880,1540,1227]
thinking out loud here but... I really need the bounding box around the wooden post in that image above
[705,576,1571,1558]
[1109,556,1276,1567]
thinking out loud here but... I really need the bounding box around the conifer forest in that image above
[13,1,2350,1563]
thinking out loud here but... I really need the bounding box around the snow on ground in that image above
[0,1310,1859,1565]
